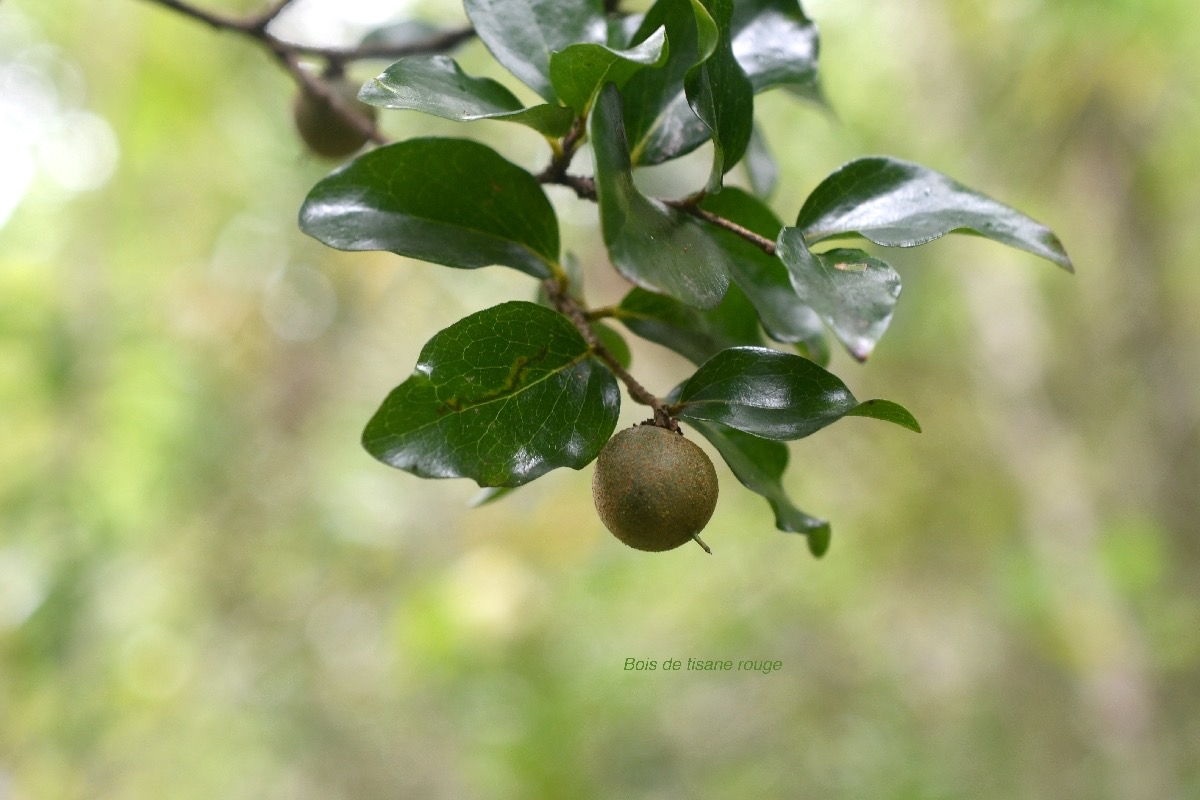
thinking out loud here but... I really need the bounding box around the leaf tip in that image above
[806,524,832,558]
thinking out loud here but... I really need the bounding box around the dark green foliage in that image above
[298,0,1072,555]
[361,301,619,487]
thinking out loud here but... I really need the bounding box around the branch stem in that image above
[542,279,670,421]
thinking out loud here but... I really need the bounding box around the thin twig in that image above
[142,0,249,31]
[667,200,778,256]
[246,0,297,33]
[274,48,387,145]
[139,0,474,59]
[543,279,670,420]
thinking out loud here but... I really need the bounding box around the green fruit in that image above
[592,423,719,553]
[292,79,377,159]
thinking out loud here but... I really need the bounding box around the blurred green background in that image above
[2,0,1198,797]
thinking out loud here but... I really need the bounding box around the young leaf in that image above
[797,157,1074,271]
[731,0,820,95]
[697,188,829,363]
[617,285,763,365]
[684,418,831,549]
[362,301,620,487]
[550,27,669,114]
[464,0,607,103]
[299,138,560,279]
[685,0,754,191]
[360,56,574,137]
[775,229,901,362]
[590,83,730,309]
[673,346,921,439]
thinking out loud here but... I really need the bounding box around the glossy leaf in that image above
[685,0,754,191]
[797,157,1074,271]
[464,0,606,102]
[743,125,778,198]
[622,0,820,165]
[697,189,829,363]
[673,346,920,439]
[299,138,560,279]
[362,301,620,487]
[844,398,921,431]
[620,0,716,166]
[617,285,762,365]
[590,83,730,309]
[685,418,831,550]
[550,27,669,113]
[731,0,820,95]
[607,13,645,49]
[775,228,901,362]
[360,56,574,137]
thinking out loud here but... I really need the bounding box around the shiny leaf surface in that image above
[731,0,820,95]
[620,0,715,166]
[299,138,559,278]
[360,56,574,136]
[797,157,1074,271]
[685,0,754,190]
[674,346,920,439]
[591,83,730,309]
[550,27,669,113]
[697,188,829,363]
[363,301,620,487]
[464,0,606,102]
[775,229,901,362]
[743,125,778,198]
[618,285,763,365]
[685,418,831,550]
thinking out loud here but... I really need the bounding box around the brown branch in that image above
[666,199,778,256]
[274,48,387,146]
[142,0,250,31]
[138,0,474,147]
[543,279,671,424]
[139,0,474,60]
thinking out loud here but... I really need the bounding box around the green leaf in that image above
[464,0,606,103]
[550,27,669,114]
[621,0,820,166]
[617,285,762,365]
[593,322,633,370]
[620,0,716,166]
[697,189,829,363]
[607,13,645,49]
[590,83,730,309]
[797,157,1074,271]
[743,125,778,198]
[731,0,820,95]
[775,229,901,362]
[362,301,620,487]
[299,138,560,279]
[360,56,574,137]
[844,398,921,431]
[673,346,920,439]
[685,418,831,546]
[469,486,516,507]
[685,0,754,191]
